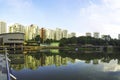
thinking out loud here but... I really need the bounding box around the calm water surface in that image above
[10,50,120,80]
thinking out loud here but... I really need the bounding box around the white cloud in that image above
[79,0,120,38]
[101,59,120,72]
[102,0,120,9]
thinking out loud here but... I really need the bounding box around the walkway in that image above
[0,54,7,80]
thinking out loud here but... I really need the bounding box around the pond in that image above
[10,49,120,80]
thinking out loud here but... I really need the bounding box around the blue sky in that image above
[0,0,120,38]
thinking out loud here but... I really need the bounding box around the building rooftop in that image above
[0,32,24,36]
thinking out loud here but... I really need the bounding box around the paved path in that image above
[0,54,7,80]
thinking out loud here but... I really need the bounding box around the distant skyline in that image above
[0,0,120,38]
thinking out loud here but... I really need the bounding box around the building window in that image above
[8,39,24,41]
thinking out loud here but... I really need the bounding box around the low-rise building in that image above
[101,35,111,41]
[118,34,120,40]
[0,33,24,49]
[94,32,99,38]
[86,32,91,37]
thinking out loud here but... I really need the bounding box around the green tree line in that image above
[59,36,120,46]
[27,35,58,45]
[26,35,120,46]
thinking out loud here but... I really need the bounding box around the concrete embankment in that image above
[0,46,61,53]
[0,45,120,54]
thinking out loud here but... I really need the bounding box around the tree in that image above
[35,35,41,41]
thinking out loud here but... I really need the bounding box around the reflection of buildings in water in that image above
[10,53,120,71]
[85,60,91,64]
[10,54,25,70]
[25,55,41,70]
[101,57,111,63]
[44,55,75,67]
[92,59,99,64]
[78,59,100,65]
[118,60,120,64]
[11,64,24,70]
[45,55,54,66]
[54,55,62,66]
[11,54,75,70]
[84,59,100,64]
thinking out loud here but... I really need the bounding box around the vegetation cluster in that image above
[25,35,120,47]
[59,36,120,46]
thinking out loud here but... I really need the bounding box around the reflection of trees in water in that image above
[10,51,120,70]
[59,50,120,65]
[60,50,120,59]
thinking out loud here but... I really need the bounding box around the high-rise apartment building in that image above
[71,32,76,37]
[86,32,91,37]
[67,34,72,38]
[94,32,99,38]
[46,29,55,40]
[45,29,50,39]
[25,26,29,41]
[67,32,76,38]
[62,30,68,38]
[0,21,7,34]
[40,28,46,43]
[55,28,62,40]
[9,23,24,33]
[50,30,55,40]
[25,24,39,40]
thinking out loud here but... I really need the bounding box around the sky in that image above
[0,0,120,38]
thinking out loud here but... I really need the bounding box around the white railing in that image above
[5,48,17,80]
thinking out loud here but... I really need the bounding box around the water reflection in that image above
[10,50,120,80]
[10,54,75,70]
